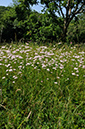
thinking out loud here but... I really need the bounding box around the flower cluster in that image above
[0,43,85,84]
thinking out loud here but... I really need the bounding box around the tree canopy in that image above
[40,0,85,40]
[0,0,85,44]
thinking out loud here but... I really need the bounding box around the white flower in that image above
[72,73,75,75]
[54,82,57,84]
[6,69,8,72]
[2,46,5,49]
[26,63,30,66]
[57,77,60,79]
[35,53,38,55]
[13,76,18,79]
[82,65,85,69]
[18,72,22,74]
[47,78,49,80]
[75,56,80,58]
[18,66,22,69]
[53,67,56,70]
[0,63,3,65]
[19,56,23,59]
[34,66,37,69]
[47,68,50,71]
[9,69,13,72]
[71,59,75,61]
[11,55,16,59]
[67,78,69,80]
[2,77,5,79]
[74,67,78,70]
[60,66,64,69]
[12,51,16,53]
[76,70,79,73]
[60,60,63,63]
[16,49,19,51]
[37,62,39,64]
[13,69,16,71]
[58,42,62,45]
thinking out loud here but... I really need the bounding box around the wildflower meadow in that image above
[0,42,85,128]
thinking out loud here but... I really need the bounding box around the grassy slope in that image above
[0,42,85,129]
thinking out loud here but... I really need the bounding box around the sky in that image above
[0,0,43,13]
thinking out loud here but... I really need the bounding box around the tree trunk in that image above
[61,19,68,42]
[62,18,71,42]
[0,27,3,43]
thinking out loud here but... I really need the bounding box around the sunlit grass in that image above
[0,42,85,128]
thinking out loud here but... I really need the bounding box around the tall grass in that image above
[0,42,85,129]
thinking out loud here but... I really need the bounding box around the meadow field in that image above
[0,42,85,129]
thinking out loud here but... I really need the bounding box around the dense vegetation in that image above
[0,42,85,128]
[0,0,85,44]
[0,0,85,128]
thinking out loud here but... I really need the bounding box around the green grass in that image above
[0,42,85,129]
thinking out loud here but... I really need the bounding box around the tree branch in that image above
[75,3,84,14]
[74,2,79,12]
[68,2,85,26]
[59,2,65,19]
[66,0,70,17]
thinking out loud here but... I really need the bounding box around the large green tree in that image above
[12,0,38,21]
[1,7,17,42]
[67,13,85,43]
[12,0,38,42]
[0,6,12,43]
[40,0,85,41]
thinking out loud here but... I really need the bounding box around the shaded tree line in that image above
[0,0,85,44]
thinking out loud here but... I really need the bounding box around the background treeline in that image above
[0,5,85,44]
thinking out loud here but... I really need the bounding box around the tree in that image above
[0,6,12,43]
[12,0,38,21]
[1,7,20,42]
[12,0,38,42]
[40,0,85,41]
[0,6,11,18]
[67,13,85,43]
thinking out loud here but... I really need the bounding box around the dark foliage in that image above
[0,0,85,44]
